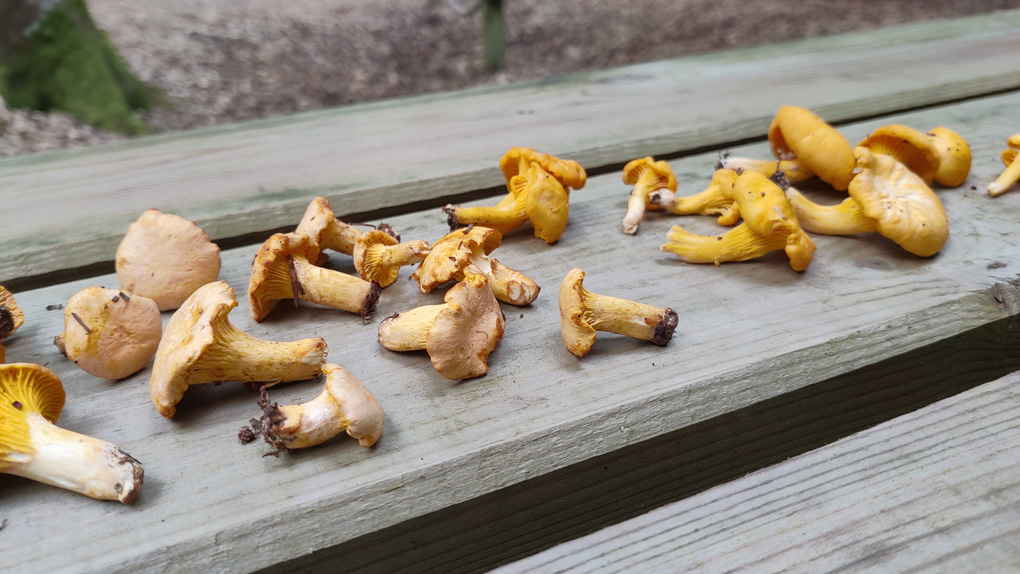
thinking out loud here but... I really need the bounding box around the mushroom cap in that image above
[768,106,856,191]
[0,286,24,342]
[425,267,505,380]
[412,226,502,293]
[857,124,941,184]
[354,229,401,287]
[500,147,587,191]
[116,209,222,311]
[925,127,971,188]
[849,147,948,257]
[59,288,163,380]
[1004,148,1019,167]
[558,268,598,357]
[295,196,337,250]
[323,363,384,447]
[622,157,678,191]
[519,164,571,244]
[731,170,816,272]
[248,233,321,321]
[0,363,65,462]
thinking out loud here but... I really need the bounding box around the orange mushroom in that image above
[857,124,941,185]
[621,157,677,234]
[925,127,971,188]
[647,168,742,226]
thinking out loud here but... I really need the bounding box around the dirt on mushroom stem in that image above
[243,387,294,457]
[0,306,13,339]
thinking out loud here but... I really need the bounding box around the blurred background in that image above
[1,0,1017,157]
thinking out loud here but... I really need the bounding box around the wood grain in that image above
[2,91,1020,572]
[3,11,1020,286]
[495,372,1020,574]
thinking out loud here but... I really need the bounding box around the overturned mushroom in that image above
[150,281,327,418]
[621,157,677,235]
[0,363,143,503]
[379,266,505,380]
[354,230,430,288]
[116,209,222,311]
[661,170,817,271]
[988,134,1020,197]
[247,364,383,454]
[412,226,540,306]
[648,168,742,226]
[559,268,678,358]
[857,124,941,185]
[499,146,587,192]
[925,127,971,188]
[786,146,948,257]
[249,233,381,322]
[54,287,162,380]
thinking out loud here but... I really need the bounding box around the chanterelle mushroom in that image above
[353,230,430,288]
[379,266,505,380]
[412,226,540,306]
[0,285,24,343]
[116,209,222,311]
[248,232,381,322]
[150,281,327,418]
[559,268,678,358]
[621,157,677,235]
[295,196,400,256]
[246,364,383,454]
[661,170,817,271]
[925,127,971,188]
[988,134,1020,197]
[0,363,143,503]
[786,146,948,257]
[54,287,162,380]
[648,168,742,226]
[857,124,941,185]
[720,106,856,191]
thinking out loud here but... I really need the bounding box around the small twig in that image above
[119,291,130,301]
[71,312,92,334]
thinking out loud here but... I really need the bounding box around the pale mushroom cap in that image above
[323,364,384,447]
[412,226,502,293]
[0,286,24,342]
[858,124,941,184]
[768,106,856,191]
[116,209,222,311]
[425,269,505,380]
[59,288,162,380]
[499,147,587,191]
[622,157,678,191]
[925,127,971,188]
[849,147,948,257]
[248,233,321,321]
[295,196,336,250]
[558,268,598,358]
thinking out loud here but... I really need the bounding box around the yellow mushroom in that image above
[353,230,430,288]
[54,287,162,381]
[647,168,742,226]
[379,266,505,380]
[621,157,677,235]
[246,364,383,454]
[720,106,856,190]
[857,124,941,185]
[248,233,381,322]
[150,281,327,418]
[295,196,400,257]
[925,127,971,188]
[559,268,678,358]
[661,170,816,271]
[786,147,948,257]
[1,363,144,503]
[412,226,540,306]
[988,134,1020,197]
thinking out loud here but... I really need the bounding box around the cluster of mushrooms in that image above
[620,106,992,270]
[1,146,683,505]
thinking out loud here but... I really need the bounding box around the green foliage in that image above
[0,0,158,134]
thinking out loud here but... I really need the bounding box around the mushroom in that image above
[988,134,1020,197]
[116,209,222,311]
[353,230,430,288]
[53,287,162,380]
[857,124,941,184]
[246,364,383,454]
[411,226,540,306]
[0,363,143,503]
[499,146,587,193]
[720,106,856,191]
[559,268,678,358]
[295,196,399,256]
[248,233,381,322]
[621,157,677,235]
[379,266,505,380]
[786,147,948,257]
[661,170,817,271]
[0,285,24,343]
[647,168,742,226]
[926,127,971,188]
[150,281,327,418]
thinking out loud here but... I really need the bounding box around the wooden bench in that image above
[2,10,1020,573]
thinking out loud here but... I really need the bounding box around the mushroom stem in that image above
[378,304,447,351]
[199,323,327,384]
[661,224,789,266]
[468,253,540,306]
[292,258,381,317]
[319,221,363,255]
[444,198,528,236]
[6,412,143,503]
[585,291,678,345]
[785,188,879,235]
[717,157,815,183]
[622,169,671,234]
[988,153,1020,197]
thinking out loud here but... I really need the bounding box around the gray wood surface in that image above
[3,11,1020,286]
[2,90,1020,572]
[495,371,1020,574]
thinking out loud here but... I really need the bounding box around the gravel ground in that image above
[3,0,1017,156]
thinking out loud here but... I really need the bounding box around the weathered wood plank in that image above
[3,11,1020,285]
[2,92,1020,573]
[494,372,1020,574]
